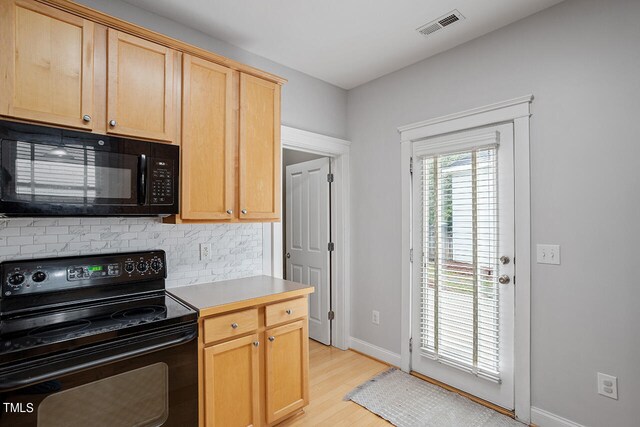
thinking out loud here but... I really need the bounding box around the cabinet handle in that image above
[231,323,238,329]
[286,309,292,315]
[253,341,259,347]
[241,209,247,215]
[268,336,275,342]
[82,114,91,123]
[109,119,117,127]
[226,209,233,215]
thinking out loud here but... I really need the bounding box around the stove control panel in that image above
[1,250,167,297]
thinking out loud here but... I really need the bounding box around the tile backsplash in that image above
[0,218,263,288]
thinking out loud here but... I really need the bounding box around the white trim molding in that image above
[350,337,402,367]
[269,125,352,350]
[399,95,533,141]
[398,95,533,423]
[281,126,351,155]
[531,407,586,427]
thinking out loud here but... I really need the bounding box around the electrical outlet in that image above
[372,310,380,325]
[597,372,618,400]
[536,244,560,265]
[200,243,211,261]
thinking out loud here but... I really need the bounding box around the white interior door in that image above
[411,123,515,409]
[286,158,331,345]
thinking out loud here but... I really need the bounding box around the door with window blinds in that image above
[411,123,515,410]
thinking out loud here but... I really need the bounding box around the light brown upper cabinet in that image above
[107,29,175,142]
[181,54,237,220]
[239,73,281,221]
[0,0,94,130]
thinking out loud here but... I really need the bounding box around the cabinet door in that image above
[181,54,237,220]
[239,73,281,221]
[204,334,260,427]
[107,29,174,142]
[0,0,94,129]
[265,319,309,424]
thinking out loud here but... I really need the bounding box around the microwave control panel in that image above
[149,159,174,205]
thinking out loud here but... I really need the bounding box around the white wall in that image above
[347,0,640,425]
[75,0,348,140]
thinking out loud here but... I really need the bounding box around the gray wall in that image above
[76,0,348,140]
[347,0,640,425]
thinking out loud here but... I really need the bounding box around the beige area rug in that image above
[345,368,524,427]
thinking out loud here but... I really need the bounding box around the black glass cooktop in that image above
[0,291,196,366]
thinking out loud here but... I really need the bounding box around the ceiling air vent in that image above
[417,9,465,37]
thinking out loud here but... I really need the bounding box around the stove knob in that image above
[136,261,148,272]
[32,271,47,283]
[150,259,163,272]
[8,273,25,286]
[124,262,135,273]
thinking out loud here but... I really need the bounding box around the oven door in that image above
[0,324,197,427]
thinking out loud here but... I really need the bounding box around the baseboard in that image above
[349,337,402,367]
[531,407,585,427]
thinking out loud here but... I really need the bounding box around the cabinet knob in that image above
[109,119,117,127]
[226,209,233,215]
[231,323,238,329]
[241,209,247,215]
[268,336,275,342]
[253,341,259,347]
[286,309,292,315]
[82,114,91,123]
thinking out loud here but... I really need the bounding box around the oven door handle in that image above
[0,324,196,392]
[138,154,147,205]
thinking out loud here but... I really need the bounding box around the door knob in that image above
[82,114,91,122]
[241,209,247,215]
[226,209,233,215]
[253,341,259,347]
[268,336,275,342]
[499,256,510,265]
[286,253,291,259]
[498,275,511,284]
[109,119,117,127]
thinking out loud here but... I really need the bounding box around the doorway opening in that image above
[263,126,351,350]
[283,149,333,345]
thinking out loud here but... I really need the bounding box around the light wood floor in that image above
[279,339,392,426]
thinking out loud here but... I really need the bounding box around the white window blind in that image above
[418,145,501,382]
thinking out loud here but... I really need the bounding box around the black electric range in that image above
[0,251,198,427]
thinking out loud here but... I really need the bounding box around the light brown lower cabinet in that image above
[265,320,309,424]
[204,334,261,427]
[201,297,310,427]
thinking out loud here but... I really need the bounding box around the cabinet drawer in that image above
[265,297,308,326]
[204,308,258,343]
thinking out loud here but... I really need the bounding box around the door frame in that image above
[398,95,533,423]
[262,125,352,350]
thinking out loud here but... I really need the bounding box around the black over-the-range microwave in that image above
[0,120,179,216]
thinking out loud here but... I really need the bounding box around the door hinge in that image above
[513,275,516,285]
[409,337,413,353]
[327,173,334,183]
[410,157,414,175]
[328,310,335,320]
[409,248,413,263]
[328,242,335,252]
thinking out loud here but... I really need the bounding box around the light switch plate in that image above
[536,244,560,265]
[597,372,618,399]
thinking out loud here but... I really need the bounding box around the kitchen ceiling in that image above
[122,0,564,89]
